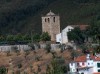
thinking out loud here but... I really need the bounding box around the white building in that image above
[69,54,100,74]
[56,25,74,44]
[56,25,89,44]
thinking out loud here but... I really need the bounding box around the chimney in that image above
[86,54,90,60]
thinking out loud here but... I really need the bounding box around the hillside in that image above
[0,49,82,74]
[0,0,100,34]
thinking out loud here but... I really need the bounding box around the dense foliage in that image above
[0,32,51,44]
[0,0,100,34]
[40,32,51,41]
[68,16,100,44]
[0,0,57,34]
[68,17,100,54]
[0,66,7,74]
[68,27,85,44]
[46,58,68,74]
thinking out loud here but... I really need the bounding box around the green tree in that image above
[6,35,14,41]
[13,34,23,41]
[71,50,79,59]
[33,33,40,42]
[17,63,22,69]
[86,18,100,43]
[0,66,7,74]
[93,46,100,54]
[80,44,90,54]
[68,27,85,44]
[40,32,51,41]
[45,43,51,53]
[0,35,5,42]
[22,34,31,42]
[46,58,65,74]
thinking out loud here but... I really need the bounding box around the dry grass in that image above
[0,49,81,74]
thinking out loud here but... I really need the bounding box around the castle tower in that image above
[42,10,60,41]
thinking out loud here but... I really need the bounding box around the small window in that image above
[53,17,55,22]
[71,63,73,66]
[77,63,79,66]
[45,18,46,22]
[82,62,84,65]
[97,63,100,68]
[98,69,100,72]
[77,69,78,72]
[48,18,50,22]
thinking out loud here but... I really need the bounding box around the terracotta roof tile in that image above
[78,25,89,30]
[93,72,100,74]
[74,55,86,62]
[95,57,100,61]
[74,54,100,62]
[70,25,89,30]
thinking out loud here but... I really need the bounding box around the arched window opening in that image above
[53,17,55,22]
[45,18,46,22]
[48,18,50,22]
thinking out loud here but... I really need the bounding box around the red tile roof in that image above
[93,72,100,74]
[95,57,100,61]
[74,55,86,62]
[78,25,89,30]
[74,54,100,62]
[70,25,89,30]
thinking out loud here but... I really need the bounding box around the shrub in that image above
[40,32,51,41]
[0,66,7,74]
[17,64,22,69]
[6,51,11,56]
[45,43,51,53]
[24,50,30,56]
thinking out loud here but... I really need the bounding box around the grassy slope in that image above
[0,0,100,34]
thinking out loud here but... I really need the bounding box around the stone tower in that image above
[42,10,60,41]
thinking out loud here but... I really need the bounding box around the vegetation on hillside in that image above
[0,32,51,44]
[0,0,57,34]
[68,17,100,54]
[0,0,100,34]
[0,66,7,74]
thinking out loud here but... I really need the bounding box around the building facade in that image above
[42,10,60,41]
[56,26,74,44]
[56,25,88,44]
[69,54,100,74]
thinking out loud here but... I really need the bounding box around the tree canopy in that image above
[40,32,51,41]
[68,27,85,44]
[46,58,67,74]
[0,66,7,74]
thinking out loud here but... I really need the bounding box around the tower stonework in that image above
[42,11,60,41]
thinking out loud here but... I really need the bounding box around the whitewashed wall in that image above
[56,26,74,44]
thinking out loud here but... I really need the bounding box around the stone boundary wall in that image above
[0,42,76,52]
[51,44,61,50]
[0,45,31,52]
